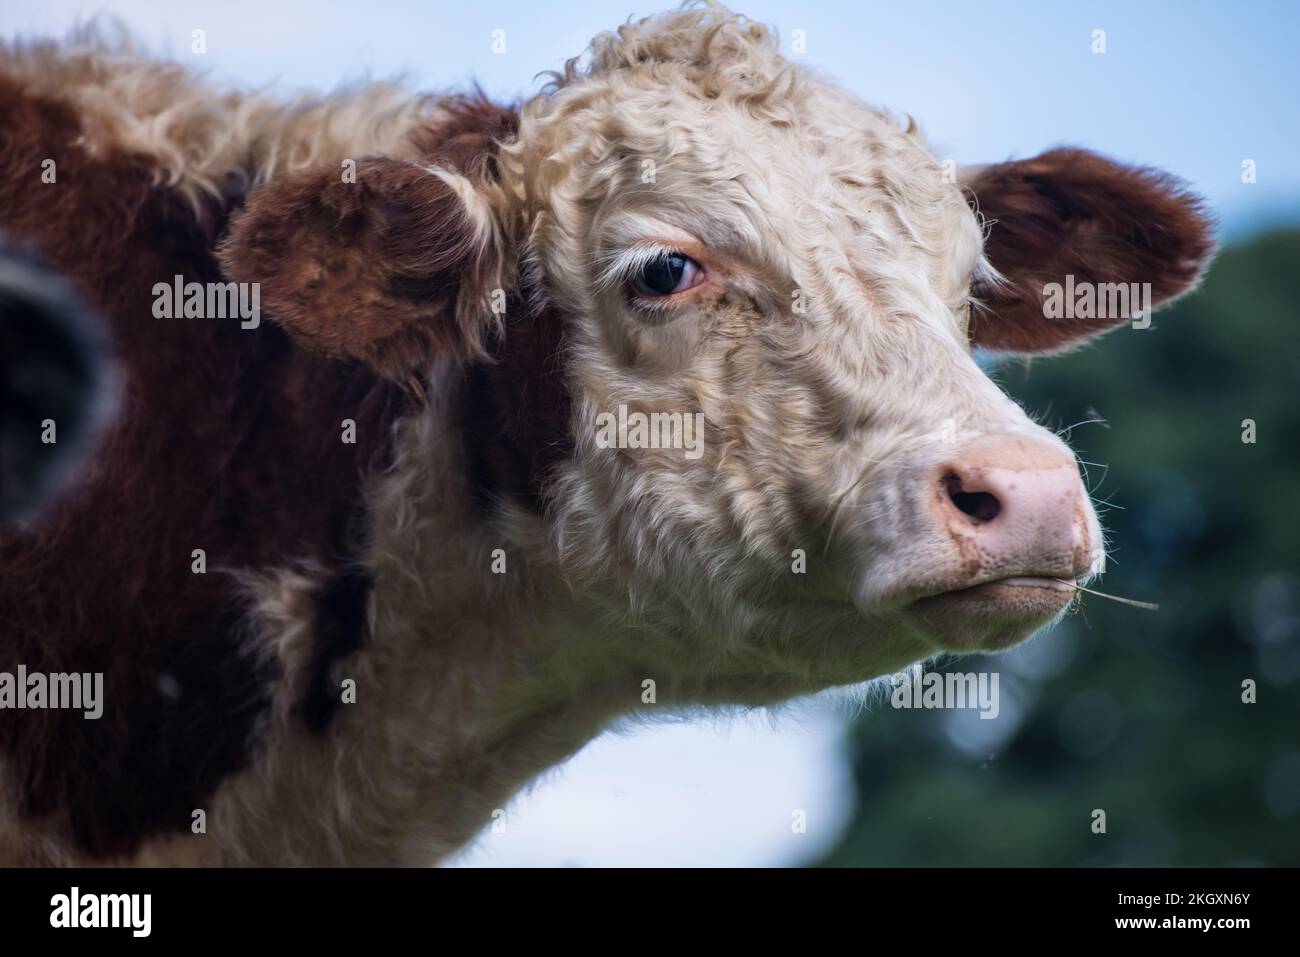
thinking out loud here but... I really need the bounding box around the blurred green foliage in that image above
[819,231,1300,866]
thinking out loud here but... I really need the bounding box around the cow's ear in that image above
[960,148,1215,354]
[219,158,501,382]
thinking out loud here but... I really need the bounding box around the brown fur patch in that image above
[0,72,408,859]
[428,100,574,511]
[964,148,1216,353]
[410,92,520,179]
[461,285,574,512]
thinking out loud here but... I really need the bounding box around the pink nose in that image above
[935,436,1092,581]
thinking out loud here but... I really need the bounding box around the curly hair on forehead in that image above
[501,3,820,223]
[545,1,786,95]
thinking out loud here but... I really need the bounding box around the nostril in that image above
[944,473,1002,524]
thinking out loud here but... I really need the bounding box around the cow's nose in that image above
[935,435,1092,580]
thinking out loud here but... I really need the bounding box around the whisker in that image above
[1055,579,1158,611]
[1056,415,1110,438]
[1089,496,1126,511]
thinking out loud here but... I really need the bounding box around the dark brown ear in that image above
[961,148,1216,354]
[219,157,501,382]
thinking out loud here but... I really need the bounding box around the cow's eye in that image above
[631,252,702,297]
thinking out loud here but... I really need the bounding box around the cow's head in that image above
[222,4,1214,701]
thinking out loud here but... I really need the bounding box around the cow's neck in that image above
[216,397,640,864]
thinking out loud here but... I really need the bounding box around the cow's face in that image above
[487,7,1212,693]
[224,6,1213,701]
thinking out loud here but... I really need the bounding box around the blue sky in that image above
[3,0,1297,239]
[3,1,1295,866]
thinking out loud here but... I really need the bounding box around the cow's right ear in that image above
[219,158,502,383]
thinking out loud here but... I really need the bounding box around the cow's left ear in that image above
[219,158,502,382]
[961,148,1216,354]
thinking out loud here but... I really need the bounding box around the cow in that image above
[0,3,1214,865]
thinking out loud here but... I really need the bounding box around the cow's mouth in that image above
[906,575,1077,651]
